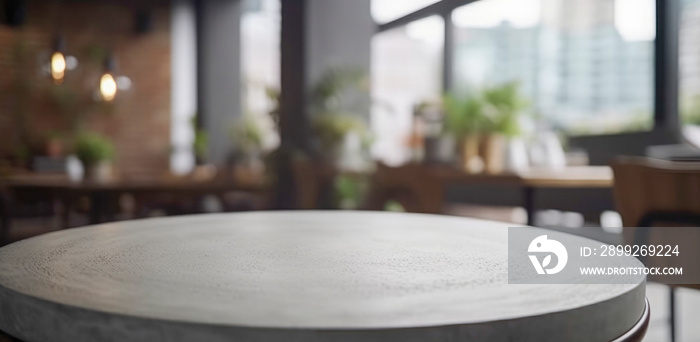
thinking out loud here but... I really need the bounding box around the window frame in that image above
[373,0,681,137]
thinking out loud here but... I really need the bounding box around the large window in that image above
[372,0,442,24]
[680,0,700,130]
[372,0,658,138]
[242,0,280,118]
[452,0,655,134]
[240,0,281,152]
[372,16,444,165]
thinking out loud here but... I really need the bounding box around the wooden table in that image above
[0,174,268,242]
[368,164,614,225]
[0,212,646,341]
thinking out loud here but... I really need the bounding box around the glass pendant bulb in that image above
[50,51,66,84]
[49,35,68,84]
[100,73,118,102]
[99,54,119,102]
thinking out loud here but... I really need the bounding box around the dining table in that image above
[0,212,647,341]
[367,164,614,225]
[0,173,269,243]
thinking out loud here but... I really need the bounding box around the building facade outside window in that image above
[371,16,444,165]
[370,0,658,159]
[241,0,281,152]
[680,0,700,125]
[452,0,655,134]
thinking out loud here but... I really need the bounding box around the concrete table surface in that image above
[0,212,645,342]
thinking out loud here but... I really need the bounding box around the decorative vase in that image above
[66,155,84,182]
[83,161,112,182]
[462,135,484,174]
[481,134,506,174]
[432,134,456,165]
[504,138,529,173]
[529,131,566,169]
[338,132,370,172]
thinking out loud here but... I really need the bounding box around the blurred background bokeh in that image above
[0,0,695,236]
[3,0,700,340]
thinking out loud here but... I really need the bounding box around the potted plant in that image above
[311,113,368,162]
[480,82,529,173]
[333,174,369,210]
[229,114,272,185]
[74,132,114,181]
[189,116,209,165]
[309,67,370,167]
[443,94,485,173]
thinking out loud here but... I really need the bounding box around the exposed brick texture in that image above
[0,2,171,175]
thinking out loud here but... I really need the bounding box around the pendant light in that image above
[98,54,131,102]
[99,55,118,102]
[49,36,66,83]
[46,34,77,84]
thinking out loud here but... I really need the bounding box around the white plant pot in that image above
[504,138,529,173]
[529,132,566,169]
[65,155,84,182]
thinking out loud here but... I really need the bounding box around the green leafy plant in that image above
[309,67,370,157]
[309,68,366,114]
[311,113,368,152]
[481,82,528,137]
[333,174,369,209]
[265,87,281,126]
[230,114,266,157]
[384,200,406,212]
[444,82,529,138]
[188,116,209,162]
[682,94,700,126]
[443,94,485,137]
[193,129,208,161]
[74,132,114,167]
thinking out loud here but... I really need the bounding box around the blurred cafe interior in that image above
[1,0,700,341]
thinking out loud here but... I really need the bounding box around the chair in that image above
[291,158,337,209]
[612,156,700,342]
[364,164,444,213]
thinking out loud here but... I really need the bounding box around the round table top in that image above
[0,211,645,342]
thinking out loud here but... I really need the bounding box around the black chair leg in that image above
[670,286,677,342]
[0,192,10,246]
[0,217,7,246]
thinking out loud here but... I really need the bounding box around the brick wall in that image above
[0,2,171,175]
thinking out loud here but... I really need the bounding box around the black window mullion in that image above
[654,0,681,132]
[377,0,479,33]
[442,10,454,94]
